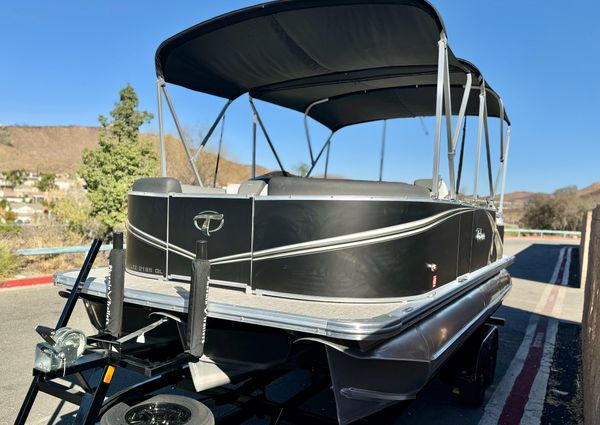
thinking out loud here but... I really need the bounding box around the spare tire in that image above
[100,394,214,425]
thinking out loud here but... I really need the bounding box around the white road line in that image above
[560,247,572,286]
[519,247,570,424]
[519,319,559,425]
[549,247,566,284]
[479,246,569,425]
[478,316,539,425]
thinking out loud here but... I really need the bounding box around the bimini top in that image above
[156,0,508,130]
[156,0,459,98]
[305,59,509,130]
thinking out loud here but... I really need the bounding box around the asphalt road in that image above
[0,239,584,425]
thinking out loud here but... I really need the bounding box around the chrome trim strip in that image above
[170,192,250,199]
[129,191,170,198]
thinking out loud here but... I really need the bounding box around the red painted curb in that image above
[0,275,54,288]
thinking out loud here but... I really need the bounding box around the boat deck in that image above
[55,256,513,341]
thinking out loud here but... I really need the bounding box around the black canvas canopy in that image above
[156,0,458,97]
[303,59,509,130]
[156,0,508,131]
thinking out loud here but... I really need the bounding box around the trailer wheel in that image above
[100,394,214,425]
[457,347,489,407]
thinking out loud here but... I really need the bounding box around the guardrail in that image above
[15,244,122,256]
[504,228,581,238]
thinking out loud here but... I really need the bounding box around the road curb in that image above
[0,275,53,289]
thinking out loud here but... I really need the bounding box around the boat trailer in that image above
[14,236,504,425]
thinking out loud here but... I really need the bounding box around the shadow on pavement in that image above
[508,244,579,287]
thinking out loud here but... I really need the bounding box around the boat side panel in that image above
[253,200,456,250]
[168,196,252,284]
[252,200,463,298]
[457,211,474,276]
[127,194,168,277]
[471,209,496,271]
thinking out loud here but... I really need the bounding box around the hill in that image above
[503,183,600,225]
[0,126,99,174]
[0,125,268,185]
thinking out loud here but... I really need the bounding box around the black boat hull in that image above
[127,192,502,300]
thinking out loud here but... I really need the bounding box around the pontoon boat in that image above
[53,1,514,423]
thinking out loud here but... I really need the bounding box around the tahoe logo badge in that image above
[193,211,224,236]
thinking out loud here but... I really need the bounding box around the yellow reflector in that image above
[103,365,116,384]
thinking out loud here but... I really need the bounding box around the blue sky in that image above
[1,1,598,193]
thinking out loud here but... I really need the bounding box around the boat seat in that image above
[132,178,227,194]
[237,179,267,195]
[414,178,449,198]
[267,176,431,198]
[132,177,182,193]
[181,184,226,194]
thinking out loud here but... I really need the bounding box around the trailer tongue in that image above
[14,235,215,425]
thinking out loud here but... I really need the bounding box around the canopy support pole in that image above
[432,35,448,198]
[161,83,203,186]
[252,110,257,179]
[498,125,511,216]
[494,99,505,196]
[442,44,455,199]
[483,97,494,197]
[324,141,331,179]
[473,84,486,199]
[248,97,287,175]
[213,115,226,188]
[306,131,334,177]
[448,73,472,199]
[192,100,233,163]
[156,79,167,177]
[379,120,387,181]
[304,99,329,166]
[455,117,467,195]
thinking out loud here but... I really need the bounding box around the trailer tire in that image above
[457,346,491,407]
[100,394,214,425]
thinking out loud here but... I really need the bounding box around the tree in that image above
[4,211,17,222]
[80,84,157,232]
[5,169,26,187]
[36,173,56,192]
[293,162,310,177]
[521,186,592,231]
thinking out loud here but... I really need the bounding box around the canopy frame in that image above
[248,97,288,176]
[152,0,511,206]
[306,131,335,177]
[157,78,202,186]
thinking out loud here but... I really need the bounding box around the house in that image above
[0,189,23,203]
[8,201,45,224]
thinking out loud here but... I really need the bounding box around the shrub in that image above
[0,240,21,279]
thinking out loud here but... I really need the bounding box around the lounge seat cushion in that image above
[132,177,182,193]
[267,176,430,198]
[181,184,226,194]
